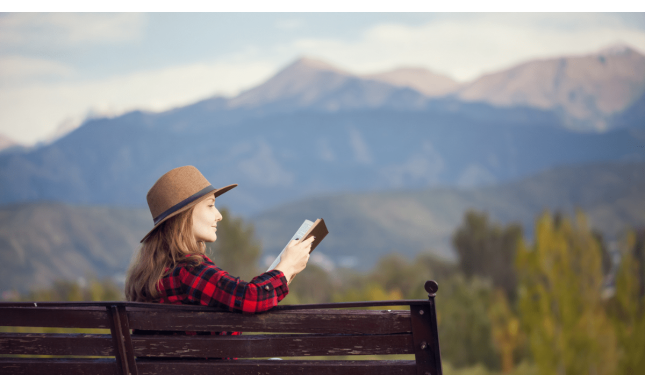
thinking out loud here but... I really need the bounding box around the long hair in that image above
[125,207,205,302]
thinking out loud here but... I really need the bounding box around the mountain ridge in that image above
[454,45,645,130]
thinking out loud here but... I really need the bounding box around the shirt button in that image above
[264,285,270,291]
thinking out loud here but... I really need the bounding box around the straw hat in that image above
[140,165,237,243]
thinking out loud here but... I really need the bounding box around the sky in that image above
[1,11,645,146]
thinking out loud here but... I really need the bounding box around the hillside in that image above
[0,202,151,295]
[1,107,642,217]
[1,160,643,294]
[252,161,645,268]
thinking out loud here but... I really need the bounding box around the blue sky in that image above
[1,12,645,145]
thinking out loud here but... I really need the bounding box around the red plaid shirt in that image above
[136,255,288,341]
[157,254,289,314]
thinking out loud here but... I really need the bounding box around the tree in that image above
[607,229,645,374]
[21,276,123,302]
[435,273,499,370]
[516,209,618,374]
[368,253,422,299]
[488,288,522,374]
[205,207,262,281]
[283,263,336,305]
[452,210,523,299]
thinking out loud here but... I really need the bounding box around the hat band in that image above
[153,185,215,225]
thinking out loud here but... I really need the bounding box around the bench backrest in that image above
[0,280,442,375]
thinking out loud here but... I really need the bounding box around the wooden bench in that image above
[0,280,442,375]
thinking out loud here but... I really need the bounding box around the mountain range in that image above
[0,45,644,217]
[192,44,645,130]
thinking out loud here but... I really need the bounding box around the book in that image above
[266,218,329,272]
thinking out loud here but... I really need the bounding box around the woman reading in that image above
[125,165,312,327]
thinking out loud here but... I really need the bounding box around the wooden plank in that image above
[0,333,113,356]
[0,307,110,329]
[270,300,428,310]
[0,358,119,375]
[132,333,414,358]
[0,299,427,310]
[107,305,129,375]
[127,309,412,334]
[136,359,417,375]
[115,305,138,375]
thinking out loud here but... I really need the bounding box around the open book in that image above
[266,218,329,272]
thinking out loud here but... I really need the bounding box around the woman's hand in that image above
[274,236,314,284]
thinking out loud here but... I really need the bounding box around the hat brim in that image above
[139,183,237,243]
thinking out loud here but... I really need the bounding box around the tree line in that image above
[5,207,644,374]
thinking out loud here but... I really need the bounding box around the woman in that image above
[125,165,312,320]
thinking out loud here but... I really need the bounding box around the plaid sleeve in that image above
[176,264,289,314]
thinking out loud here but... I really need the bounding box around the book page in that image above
[266,219,314,272]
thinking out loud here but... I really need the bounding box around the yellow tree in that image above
[516,210,618,374]
[488,289,522,374]
[608,230,645,374]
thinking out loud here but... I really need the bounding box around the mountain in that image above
[0,50,644,216]
[0,107,641,216]
[0,202,151,295]
[224,57,428,112]
[455,44,645,130]
[252,160,645,268]
[1,160,643,295]
[362,67,460,97]
[0,134,21,153]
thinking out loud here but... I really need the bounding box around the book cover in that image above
[266,218,329,272]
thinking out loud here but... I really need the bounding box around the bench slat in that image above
[132,333,413,358]
[0,307,110,329]
[128,309,412,334]
[136,359,417,375]
[0,333,113,356]
[0,358,119,375]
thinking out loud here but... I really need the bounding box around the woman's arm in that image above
[167,264,289,313]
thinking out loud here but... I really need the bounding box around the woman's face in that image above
[192,195,222,243]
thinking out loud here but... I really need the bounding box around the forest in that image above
[4,207,644,374]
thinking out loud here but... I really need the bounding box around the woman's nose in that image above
[215,207,222,222]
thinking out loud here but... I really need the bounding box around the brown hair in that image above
[125,207,205,302]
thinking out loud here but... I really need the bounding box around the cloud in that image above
[0,13,146,48]
[289,14,645,81]
[0,59,276,145]
[0,55,74,86]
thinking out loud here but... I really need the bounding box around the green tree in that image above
[452,210,523,299]
[406,252,459,299]
[205,207,262,281]
[435,273,499,370]
[516,209,618,374]
[283,263,336,305]
[367,253,421,299]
